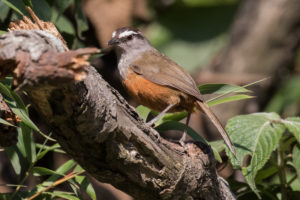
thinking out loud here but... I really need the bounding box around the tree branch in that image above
[0,30,235,200]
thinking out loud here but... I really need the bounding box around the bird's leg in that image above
[146,104,175,126]
[179,113,191,149]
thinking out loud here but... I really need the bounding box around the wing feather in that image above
[130,50,203,101]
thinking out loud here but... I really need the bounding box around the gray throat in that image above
[116,45,152,79]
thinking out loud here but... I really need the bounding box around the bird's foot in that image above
[179,138,187,152]
[152,130,161,142]
[146,120,156,127]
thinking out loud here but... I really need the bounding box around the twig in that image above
[25,170,85,200]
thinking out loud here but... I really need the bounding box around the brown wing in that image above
[130,50,203,101]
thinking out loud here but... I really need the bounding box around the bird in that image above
[108,27,235,155]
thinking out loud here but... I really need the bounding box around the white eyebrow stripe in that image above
[119,30,138,38]
[112,31,117,38]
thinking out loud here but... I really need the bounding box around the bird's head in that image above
[108,27,150,52]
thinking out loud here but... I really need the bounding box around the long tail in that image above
[196,101,235,155]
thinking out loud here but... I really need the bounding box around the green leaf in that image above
[30,0,52,21]
[55,159,76,174]
[5,146,22,178]
[266,77,300,113]
[281,117,300,144]
[45,160,76,183]
[32,166,64,176]
[17,122,36,165]
[51,5,75,35]
[67,165,84,199]
[55,0,73,20]
[1,77,13,87]
[11,104,52,141]
[136,105,151,122]
[30,160,77,197]
[207,77,268,103]
[210,145,222,163]
[36,143,61,162]
[22,0,32,7]
[209,140,225,153]
[0,82,14,100]
[198,84,250,95]
[148,110,188,126]
[281,135,296,152]
[7,89,41,134]
[293,145,300,182]
[155,121,222,162]
[255,165,278,183]
[226,112,285,196]
[74,165,96,200]
[73,164,84,172]
[209,140,225,162]
[8,0,52,21]
[10,90,27,111]
[0,82,55,141]
[160,111,188,123]
[36,143,65,154]
[0,2,10,21]
[136,106,187,125]
[0,0,23,15]
[74,0,88,38]
[0,191,31,199]
[207,94,253,107]
[50,191,79,200]
[0,118,16,127]
[11,107,37,129]
[79,177,96,200]
[156,121,206,143]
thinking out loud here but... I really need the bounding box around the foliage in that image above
[136,80,300,200]
[0,0,87,49]
[225,113,300,199]
[0,78,96,200]
[265,77,300,116]
[146,3,238,72]
[137,81,254,163]
[0,1,112,199]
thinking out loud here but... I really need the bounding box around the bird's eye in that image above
[127,35,133,40]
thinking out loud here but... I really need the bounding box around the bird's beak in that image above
[108,38,119,46]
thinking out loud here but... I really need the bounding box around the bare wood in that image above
[0,30,236,200]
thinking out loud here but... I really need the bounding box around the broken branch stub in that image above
[0,30,99,89]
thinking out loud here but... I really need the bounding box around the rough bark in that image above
[0,30,236,199]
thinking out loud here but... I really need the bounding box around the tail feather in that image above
[196,101,235,155]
